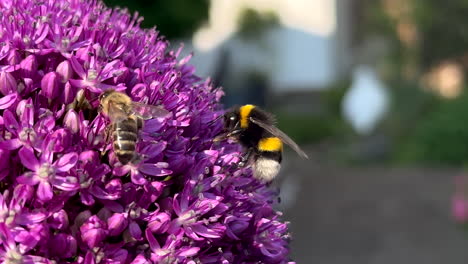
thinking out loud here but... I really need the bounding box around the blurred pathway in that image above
[277,159,468,264]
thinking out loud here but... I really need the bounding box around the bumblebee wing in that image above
[249,117,309,159]
[107,101,128,123]
[130,102,171,120]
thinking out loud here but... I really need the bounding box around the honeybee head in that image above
[99,89,116,101]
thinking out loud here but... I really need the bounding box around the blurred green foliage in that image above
[103,0,209,39]
[395,92,468,165]
[412,1,468,71]
[363,1,468,165]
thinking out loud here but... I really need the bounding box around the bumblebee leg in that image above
[238,148,254,168]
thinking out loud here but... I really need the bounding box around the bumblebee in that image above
[214,104,308,182]
[99,89,169,165]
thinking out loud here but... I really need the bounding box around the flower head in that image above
[0,0,294,263]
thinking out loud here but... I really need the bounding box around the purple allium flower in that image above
[0,0,294,263]
[452,174,468,223]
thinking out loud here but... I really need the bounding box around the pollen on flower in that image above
[18,128,36,142]
[5,247,23,264]
[37,165,54,179]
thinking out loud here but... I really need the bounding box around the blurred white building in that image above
[181,0,355,93]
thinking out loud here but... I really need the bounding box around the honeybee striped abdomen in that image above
[112,116,139,164]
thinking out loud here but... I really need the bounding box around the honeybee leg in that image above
[101,124,113,157]
[136,117,143,130]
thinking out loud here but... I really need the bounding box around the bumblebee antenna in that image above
[208,113,224,125]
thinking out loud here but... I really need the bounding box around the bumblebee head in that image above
[212,108,242,142]
[223,110,240,132]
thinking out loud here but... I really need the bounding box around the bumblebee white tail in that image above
[253,157,281,182]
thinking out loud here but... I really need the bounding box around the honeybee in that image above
[99,89,170,165]
[214,104,308,182]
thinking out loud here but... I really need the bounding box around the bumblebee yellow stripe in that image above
[239,104,255,128]
[258,137,283,152]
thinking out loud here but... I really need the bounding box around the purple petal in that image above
[0,223,14,247]
[69,79,88,89]
[142,118,166,133]
[37,181,53,201]
[81,191,96,206]
[0,71,17,95]
[3,109,19,132]
[184,226,203,241]
[178,247,200,257]
[0,138,22,150]
[113,165,130,176]
[84,251,96,264]
[19,146,40,171]
[130,169,147,185]
[6,49,20,65]
[17,172,40,186]
[16,212,47,225]
[191,223,226,238]
[130,254,150,264]
[145,228,160,251]
[19,99,34,127]
[129,221,142,240]
[140,142,166,159]
[55,152,78,172]
[139,163,172,177]
[0,93,18,109]
[13,184,34,204]
[69,56,86,79]
[51,176,79,191]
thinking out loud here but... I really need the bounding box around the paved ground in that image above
[276,158,468,264]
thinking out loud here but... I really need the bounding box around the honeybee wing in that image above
[130,102,171,120]
[249,117,309,159]
[107,101,130,123]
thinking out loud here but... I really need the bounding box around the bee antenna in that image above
[208,114,223,125]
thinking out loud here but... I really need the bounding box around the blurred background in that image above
[105,0,468,263]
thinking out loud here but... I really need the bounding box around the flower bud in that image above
[49,233,77,258]
[148,212,171,234]
[104,179,122,200]
[56,60,73,83]
[130,254,150,264]
[6,49,20,65]
[107,213,128,236]
[129,221,142,240]
[64,109,80,133]
[50,209,69,230]
[80,215,107,248]
[41,72,60,99]
[74,210,92,228]
[62,81,76,104]
[20,55,38,79]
